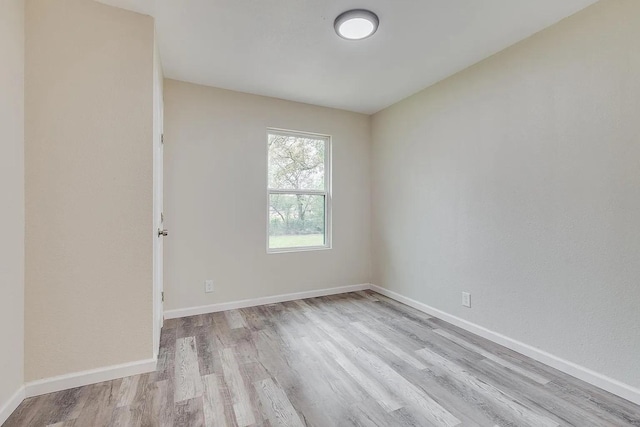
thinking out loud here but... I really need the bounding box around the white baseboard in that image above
[0,386,26,425]
[5,282,636,424]
[370,284,640,406]
[164,283,371,319]
[24,357,157,398]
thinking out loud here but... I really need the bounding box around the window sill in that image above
[267,245,332,254]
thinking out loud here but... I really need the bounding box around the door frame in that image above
[152,41,164,358]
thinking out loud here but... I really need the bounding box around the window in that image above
[267,129,331,252]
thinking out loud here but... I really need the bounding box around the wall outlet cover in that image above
[205,280,214,293]
[462,292,471,308]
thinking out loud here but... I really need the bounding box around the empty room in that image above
[1,0,640,425]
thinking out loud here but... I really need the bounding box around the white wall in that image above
[164,79,371,310]
[0,0,25,417]
[372,0,640,390]
[25,0,155,381]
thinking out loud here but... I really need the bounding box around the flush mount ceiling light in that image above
[334,9,379,40]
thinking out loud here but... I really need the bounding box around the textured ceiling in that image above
[97,0,598,114]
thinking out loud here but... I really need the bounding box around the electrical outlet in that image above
[462,292,471,308]
[204,280,214,293]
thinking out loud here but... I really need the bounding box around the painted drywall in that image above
[0,0,25,414]
[372,0,640,389]
[163,80,371,310]
[25,0,154,381]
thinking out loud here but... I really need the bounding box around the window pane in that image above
[269,194,325,249]
[268,133,325,190]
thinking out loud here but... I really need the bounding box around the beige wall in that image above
[164,80,371,310]
[0,0,25,410]
[372,0,640,389]
[25,0,154,380]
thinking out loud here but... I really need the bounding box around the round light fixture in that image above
[334,9,379,40]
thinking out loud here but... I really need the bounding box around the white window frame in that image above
[266,128,332,254]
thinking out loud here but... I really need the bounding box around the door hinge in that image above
[161,134,164,144]
[161,291,164,303]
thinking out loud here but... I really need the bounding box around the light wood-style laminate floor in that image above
[4,291,640,426]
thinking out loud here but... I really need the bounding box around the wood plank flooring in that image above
[4,291,640,426]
